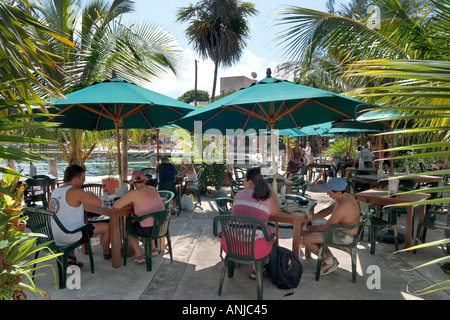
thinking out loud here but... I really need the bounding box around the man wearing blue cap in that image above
[302,178,360,275]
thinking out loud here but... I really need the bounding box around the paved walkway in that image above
[29,186,449,301]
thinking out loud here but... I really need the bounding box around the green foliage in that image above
[178,89,210,104]
[274,0,450,295]
[322,137,353,158]
[196,162,227,192]
[0,172,61,300]
[176,0,258,100]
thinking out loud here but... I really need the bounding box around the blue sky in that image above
[122,1,340,99]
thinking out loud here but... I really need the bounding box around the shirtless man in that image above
[302,178,360,275]
[49,165,111,267]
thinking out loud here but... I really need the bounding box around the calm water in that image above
[10,157,151,179]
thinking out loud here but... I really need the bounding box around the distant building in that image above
[220,76,254,93]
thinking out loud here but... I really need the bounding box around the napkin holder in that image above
[388,179,399,196]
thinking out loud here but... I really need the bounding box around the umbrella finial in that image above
[266,68,272,77]
[112,69,117,78]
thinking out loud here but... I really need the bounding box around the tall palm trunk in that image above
[211,60,219,102]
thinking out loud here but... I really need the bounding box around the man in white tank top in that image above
[49,165,111,267]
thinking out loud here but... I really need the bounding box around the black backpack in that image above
[271,245,303,296]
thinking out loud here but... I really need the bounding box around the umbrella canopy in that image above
[42,77,197,182]
[44,77,196,131]
[174,69,377,185]
[174,69,376,134]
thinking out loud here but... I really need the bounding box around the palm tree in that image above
[274,0,449,189]
[26,0,185,166]
[0,0,81,300]
[177,0,258,101]
[273,0,441,82]
[275,0,450,293]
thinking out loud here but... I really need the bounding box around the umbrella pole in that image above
[115,123,123,186]
[269,123,277,194]
[286,136,290,175]
[156,129,160,163]
[390,134,394,176]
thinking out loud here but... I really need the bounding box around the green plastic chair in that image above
[214,197,233,215]
[158,181,181,215]
[24,175,52,209]
[227,171,244,198]
[289,175,308,196]
[315,211,372,283]
[82,183,110,222]
[415,205,450,254]
[22,207,95,289]
[233,166,246,181]
[158,190,175,209]
[346,177,371,193]
[81,183,105,197]
[123,209,173,271]
[213,215,274,300]
[364,204,399,255]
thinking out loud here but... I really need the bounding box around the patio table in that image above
[352,174,380,189]
[354,188,430,248]
[269,195,317,258]
[377,174,442,188]
[84,202,134,268]
[352,174,443,190]
[345,167,377,177]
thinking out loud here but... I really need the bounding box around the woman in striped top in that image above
[224,167,278,278]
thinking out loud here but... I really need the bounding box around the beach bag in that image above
[180,194,195,211]
[271,245,303,295]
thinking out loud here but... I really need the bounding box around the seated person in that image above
[113,170,165,264]
[381,142,391,174]
[156,155,177,186]
[310,153,341,185]
[177,157,197,189]
[341,152,354,168]
[354,146,362,168]
[302,178,360,275]
[49,165,111,267]
[286,140,305,178]
[361,145,374,168]
[231,167,279,279]
[341,152,355,177]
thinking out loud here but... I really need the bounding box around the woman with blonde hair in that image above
[177,157,198,189]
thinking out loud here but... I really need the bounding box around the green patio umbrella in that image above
[42,77,197,182]
[175,69,375,134]
[174,68,377,185]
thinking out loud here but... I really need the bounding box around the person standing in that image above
[286,140,305,178]
[381,142,391,174]
[303,141,314,165]
[156,155,177,186]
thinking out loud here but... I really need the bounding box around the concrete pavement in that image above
[29,186,449,301]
